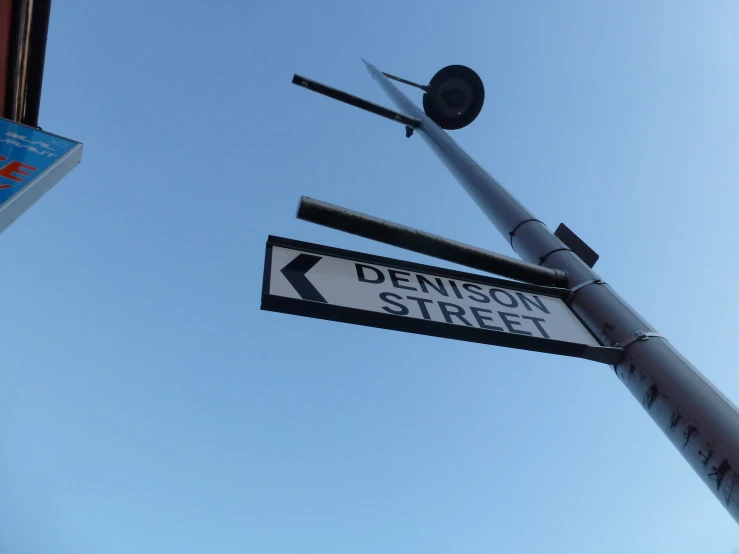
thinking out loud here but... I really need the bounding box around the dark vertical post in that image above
[21,0,51,127]
[0,0,13,116]
[2,0,51,125]
[364,59,739,523]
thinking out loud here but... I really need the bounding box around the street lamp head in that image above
[422,65,485,130]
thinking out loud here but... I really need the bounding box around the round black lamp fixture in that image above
[422,65,485,130]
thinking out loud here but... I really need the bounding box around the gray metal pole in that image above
[364,59,739,523]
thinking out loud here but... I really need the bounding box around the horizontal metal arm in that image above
[296,196,569,288]
[292,74,421,128]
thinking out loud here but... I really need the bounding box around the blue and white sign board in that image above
[0,118,82,234]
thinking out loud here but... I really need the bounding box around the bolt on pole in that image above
[363,58,739,523]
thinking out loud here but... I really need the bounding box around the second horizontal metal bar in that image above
[296,196,569,288]
[292,74,421,128]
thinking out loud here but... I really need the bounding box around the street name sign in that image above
[261,236,623,364]
[0,118,82,234]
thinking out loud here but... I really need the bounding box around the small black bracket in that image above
[405,126,414,138]
[555,223,599,268]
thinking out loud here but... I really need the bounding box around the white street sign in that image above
[261,236,622,364]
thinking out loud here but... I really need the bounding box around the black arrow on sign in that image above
[280,254,327,303]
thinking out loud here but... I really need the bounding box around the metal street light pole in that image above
[364,58,739,523]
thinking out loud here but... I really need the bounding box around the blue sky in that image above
[1,0,739,552]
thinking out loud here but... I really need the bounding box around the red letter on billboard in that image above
[0,161,38,182]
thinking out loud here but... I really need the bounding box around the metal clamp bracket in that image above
[509,219,544,248]
[618,331,666,350]
[539,248,572,265]
[566,279,605,306]
[570,279,605,294]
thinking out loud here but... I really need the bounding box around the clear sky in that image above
[1,1,739,552]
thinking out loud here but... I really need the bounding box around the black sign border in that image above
[261,235,623,365]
